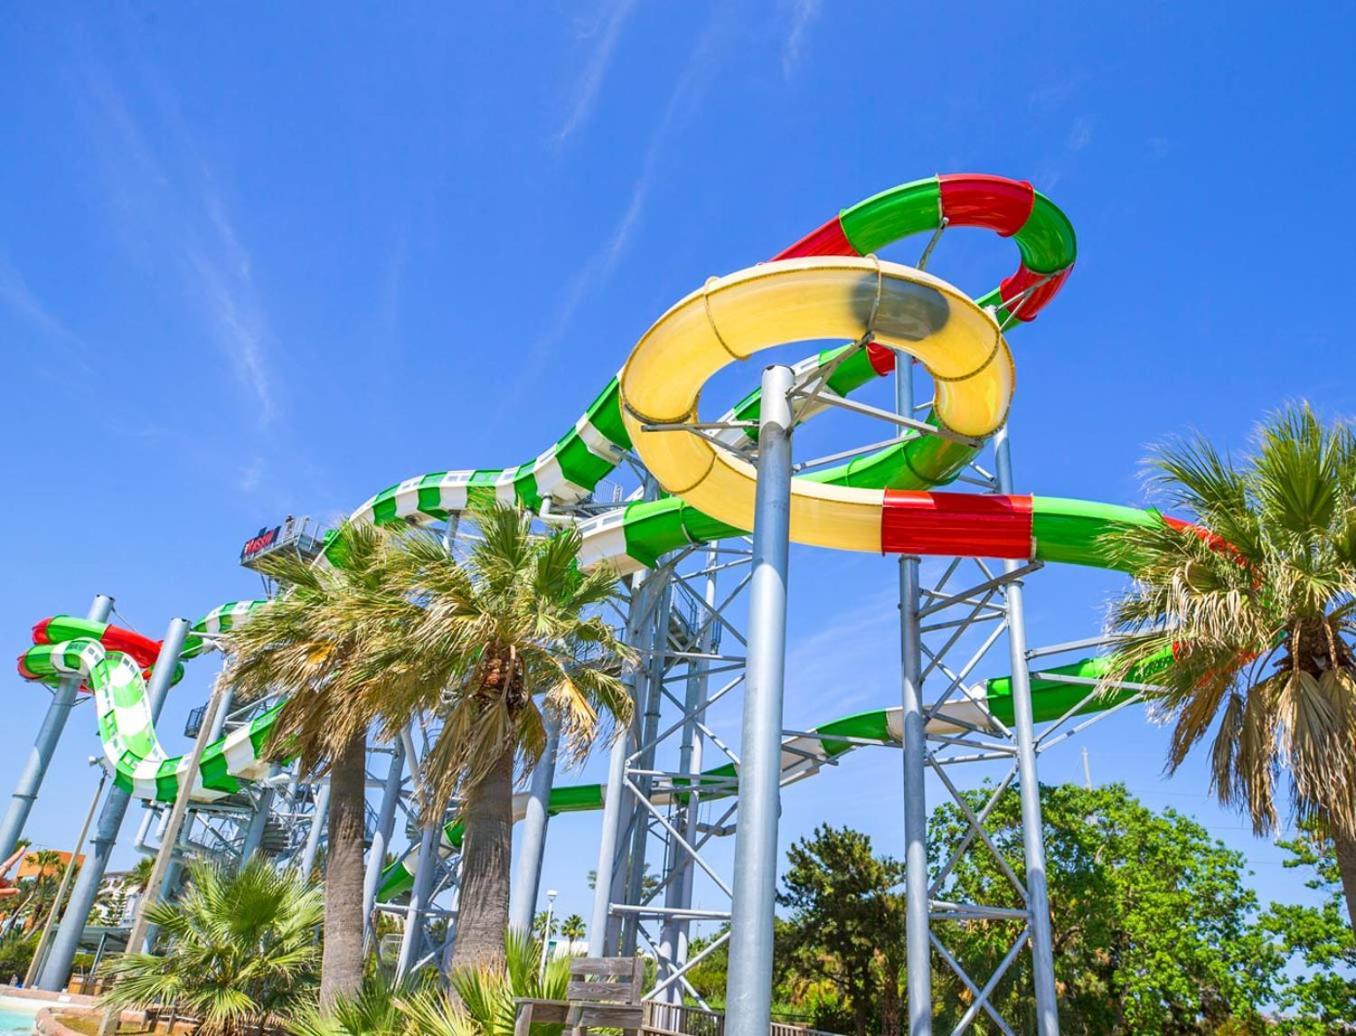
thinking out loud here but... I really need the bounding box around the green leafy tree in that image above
[100,858,323,1034]
[1104,406,1356,927]
[531,910,559,941]
[929,782,1276,1033]
[365,505,632,970]
[558,914,586,944]
[224,522,404,1006]
[1260,820,1356,1032]
[776,825,904,1036]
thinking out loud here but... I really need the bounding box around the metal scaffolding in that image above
[21,349,1153,1025]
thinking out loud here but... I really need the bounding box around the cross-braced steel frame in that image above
[24,259,1156,1017]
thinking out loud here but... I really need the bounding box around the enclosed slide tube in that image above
[17,174,1172,898]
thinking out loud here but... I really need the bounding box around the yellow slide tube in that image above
[619,257,1014,554]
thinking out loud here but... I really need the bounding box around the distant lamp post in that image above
[539,888,559,983]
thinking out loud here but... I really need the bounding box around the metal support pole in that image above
[206,687,234,741]
[25,765,109,987]
[588,574,653,956]
[362,735,406,944]
[724,365,793,1036]
[299,780,330,877]
[239,765,280,860]
[510,709,559,934]
[97,669,230,1036]
[589,734,630,956]
[145,822,188,952]
[394,817,441,980]
[994,426,1059,1036]
[0,594,113,860]
[622,580,672,955]
[38,617,189,992]
[658,547,716,1001]
[896,359,933,1035]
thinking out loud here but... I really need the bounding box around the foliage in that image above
[289,979,427,1036]
[0,930,38,981]
[100,858,324,1034]
[1102,405,1356,925]
[557,913,586,943]
[364,503,633,821]
[92,857,155,926]
[225,520,404,781]
[928,782,1276,1033]
[531,910,558,941]
[293,930,570,1036]
[360,504,631,969]
[1259,821,1356,1032]
[776,825,904,1036]
[223,520,411,1004]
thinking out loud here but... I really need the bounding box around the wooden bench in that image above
[514,956,647,1036]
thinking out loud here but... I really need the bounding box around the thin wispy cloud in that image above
[187,195,276,425]
[781,0,822,80]
[497,6,738,421]
[555,0,636,146]
[1068,115,1095,152]
[237,456,264,493]
[73,56,278,428]
[0,255,92,371]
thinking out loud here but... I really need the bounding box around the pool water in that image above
[0,997,38,1034]
[0,1010,32,1032]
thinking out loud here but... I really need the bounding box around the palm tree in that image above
[19,849,64,932]
[223,521,406,1006]
[369,505,632,970]
[293,931,568,1036]
[558,914,586,945]
[100,858,323,1034]
[128,855,156,891]
[1104,404,1356,928]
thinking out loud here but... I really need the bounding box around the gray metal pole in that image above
[510,710,560,934]
[239,765,280,861]
[588,573,652,956]
[895,359,933,1035]
[589,735,629,956]
[25,765,109,987]
[724,364,793,1036]
[38,616,190,992]
[206,687,234,741]
[361,735,406,944]
[97,670,231,1036]
[621,579,672,955]
[658,547,716,1002]
[0,593,113,860]
[394,816,441,980]
[994,425,1059,1036]
[299,780,330,878]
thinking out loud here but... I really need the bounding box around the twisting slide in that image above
[17,174,1181,898]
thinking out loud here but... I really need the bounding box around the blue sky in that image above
[4,2,1355,930]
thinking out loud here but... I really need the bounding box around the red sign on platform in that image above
[241,526,281,562]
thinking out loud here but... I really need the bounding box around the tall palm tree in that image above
[1104,405,1356,928]
[20,849,64,932]
[223,521,406,1007]
[557,913,586,945]
[100,858,323,1034]
[369,505,632,970]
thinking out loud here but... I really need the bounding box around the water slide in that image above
[17,174,1183,898]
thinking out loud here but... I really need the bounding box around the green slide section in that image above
[16,173,1175,899]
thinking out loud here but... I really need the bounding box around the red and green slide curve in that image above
[16,174,1186,899]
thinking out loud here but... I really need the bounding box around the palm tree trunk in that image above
[319,731,367,1008]
[449,741,515,971]
[1332,823,1356,932]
